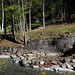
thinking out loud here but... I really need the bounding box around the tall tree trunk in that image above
[12,15,17,41]
[18,0,23,32]
[7,0,17,41]
[4,1,6,38]
[2,0,4,32]
[51,11,55,24]
[63,7,66,21]
[51,0,55,24]
[68,0,71,23]
[22,0,26,46]
[42,0,45,29]
[29,0,32,31]
[61,0,64,23]
[15,18,18,33]
[4,11,6,38]
[61,11,63,22]
[63,0,66,21]
[17,18,20,33]
[26,20,28,31]
[0,25,1,31]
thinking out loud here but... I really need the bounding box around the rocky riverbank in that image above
[27,36,75,52]
[0,47,75,73]
[10,51,75,72]
[0,36,75,73]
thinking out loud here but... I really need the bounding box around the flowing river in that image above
[0,58,75,75]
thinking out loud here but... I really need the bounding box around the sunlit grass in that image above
[0,23,75,47]
[27,23,75,40]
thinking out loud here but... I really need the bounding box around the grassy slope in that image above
[0,22,75,47]
[27,23,75,40]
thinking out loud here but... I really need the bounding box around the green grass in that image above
[27,23,75,40]
[31,23,42,29]
[0,23,75,47]
[63,26,75,32]
[31,36,60,40]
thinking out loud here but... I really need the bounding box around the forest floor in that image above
[0,22,75,47]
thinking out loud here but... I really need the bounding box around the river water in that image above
[0,59,75,75]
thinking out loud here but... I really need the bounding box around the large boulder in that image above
[27,38,56,51]
[27,36,74,52]
[56,36,74,52]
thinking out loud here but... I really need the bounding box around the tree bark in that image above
[0,25,1,31]
[29,0,32,31]
[61,0,64,23]
[68,0,71,23]
[63,0,66,21]
[6,0,17,41]
[42,0,45,29]
[12,15,17,41]
[2,0,4,32]
[18,0,23,32]
[51,0,55,24]
[4,11,6,38]
[22,0,26,46]
[26,20,28,31]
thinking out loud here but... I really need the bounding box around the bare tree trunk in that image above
[29,0,32,31]
[63,8,66,21]
[61,13,63,21]
[15,18,18,33]
[17,18,20,33]
[2,0,4,32]
[4,1,6,38]
[22,0,26,46]
[42,0,45,29]
[12,15,17,41]
[68,0,71,23]
[18,0,23,32]
[0,25,1,31]
[51,11,55,24]
[26,20,28,31]
[61,0,64,23]
[4,11,6,38]
[51,0,55,24]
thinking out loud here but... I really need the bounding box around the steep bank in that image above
[27,36,75,52]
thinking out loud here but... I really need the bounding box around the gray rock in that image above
[53,66,73,72]
[13,58,19,64]
[66,63,73,69]
[40,61,45,65]
[57,36,74,52]
[27,37,74,52]
[71,59,75,63]
[51,60,57,65]
[33,65,39,69]
[61,64,66,68]
[65,58,70,63]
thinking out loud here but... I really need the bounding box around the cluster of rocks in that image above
[0,46,25,55]
[9,50,75,73]
[0,46,75,73]
[0,36,75,73]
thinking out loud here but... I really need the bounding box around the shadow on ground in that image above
[0,34,23,45]
[62,43,75,57]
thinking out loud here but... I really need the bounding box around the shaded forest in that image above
[0,0,75,46]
